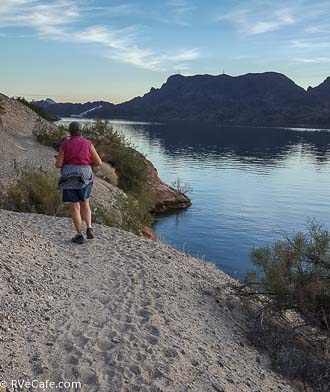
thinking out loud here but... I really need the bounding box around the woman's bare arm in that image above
[91,144,102,167]
[55,147,65,168]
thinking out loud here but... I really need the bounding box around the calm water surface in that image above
[61,118,330,279]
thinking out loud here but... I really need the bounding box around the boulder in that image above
[144,158,192,214]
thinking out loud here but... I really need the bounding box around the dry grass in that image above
[245,307,330,391]
[93,162,118,186]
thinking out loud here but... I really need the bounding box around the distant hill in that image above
[308,77,330,103]
[34,99,115,118]
[34,97,57,105]
[33,72,330,127]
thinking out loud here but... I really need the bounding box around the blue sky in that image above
[1,0,330,103]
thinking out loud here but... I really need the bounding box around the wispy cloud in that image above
[168,0,195,26]
[74,24,201,71]
[0,1,79,31]
[295,57,330,64]
[0,0,201,71]
[218,6,295,35]
[290,39,330,49]
[112,48,201,71]
[304,26,330,34]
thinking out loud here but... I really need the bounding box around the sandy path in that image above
[0,211,294,392]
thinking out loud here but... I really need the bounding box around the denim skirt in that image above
[62,181,93,203]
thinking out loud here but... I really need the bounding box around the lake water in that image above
[60,118,330,279]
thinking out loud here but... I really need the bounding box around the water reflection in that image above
[60,118,330,279]
[129,122,330,165]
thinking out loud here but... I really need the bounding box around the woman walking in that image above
[55,121,102,244]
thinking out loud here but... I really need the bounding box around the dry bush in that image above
[33,123,68,150]
[245,309,330,391]
[0,168,69,217]
[171,178,192,194]
[94,162,118,186]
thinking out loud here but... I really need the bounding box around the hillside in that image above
[0,93,127,225]
[0,210,294,392]
[0,93,190,230]
[35,72,330,127]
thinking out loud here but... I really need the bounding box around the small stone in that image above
[111,337,121,343]
[212,382,225,392]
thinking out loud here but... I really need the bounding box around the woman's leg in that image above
[80,199,92,227]
[70,202,82,233]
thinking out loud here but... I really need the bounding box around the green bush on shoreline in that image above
[2,118,157,234]
[81,120,150,197]
[34,120,155,229]
[0,168,152,235]
[244,221,330,330]
[84,121,155,231]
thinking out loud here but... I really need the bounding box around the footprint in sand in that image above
[96,337,113,352]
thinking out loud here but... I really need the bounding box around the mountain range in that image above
[34,72,330,127]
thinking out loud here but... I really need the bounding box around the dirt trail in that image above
[0,211,293,392]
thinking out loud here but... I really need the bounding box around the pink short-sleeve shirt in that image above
[61,136,92,166]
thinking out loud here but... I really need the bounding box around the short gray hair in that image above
[69,121,82,136]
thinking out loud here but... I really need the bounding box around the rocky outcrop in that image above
[144,158,192,214]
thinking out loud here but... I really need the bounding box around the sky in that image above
[1,0,330,103]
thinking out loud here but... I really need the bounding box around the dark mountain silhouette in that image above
[308,77,330,102]
[34,100,115,118]
[34,72,330,127]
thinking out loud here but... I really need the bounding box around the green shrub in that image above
[82,120,149,196]
[0,98,5,125]
[16,97,56,122]
[33,123,68,150]
[120,193,155,235]
[0,169,69,217]
[81,121,156,227]
[93,192,155,236]
[0,168,152,236]
[92,205,119,228]
[0,101,5,115]
[244,221,330,330]
[32,120,156,230]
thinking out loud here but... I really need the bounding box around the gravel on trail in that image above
[0,210,294,392]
